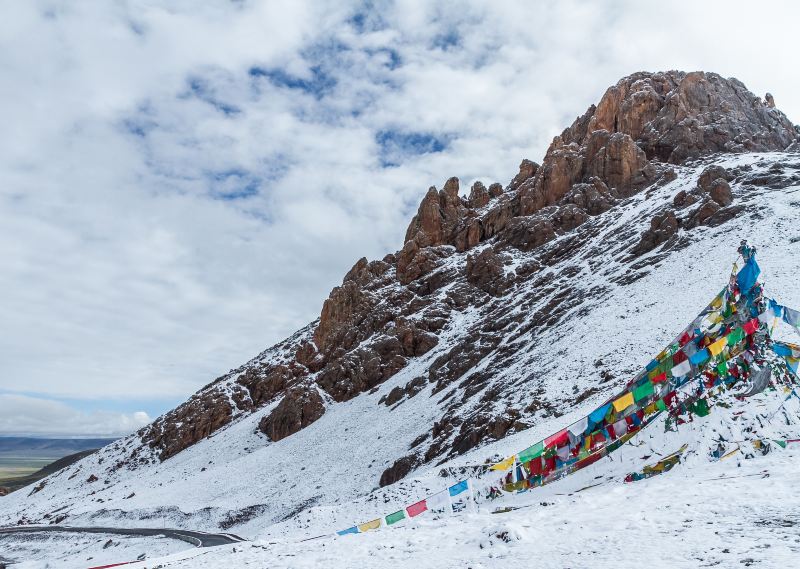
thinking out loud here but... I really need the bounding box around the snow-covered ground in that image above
[124,393,800,568]
[0,531,185,568]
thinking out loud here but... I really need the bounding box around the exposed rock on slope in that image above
[135,71,797,469]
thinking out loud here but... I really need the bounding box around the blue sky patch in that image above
[375,130,449,167]
[207,168,261,200]
[183,77,241,116]
[249,65,337,100]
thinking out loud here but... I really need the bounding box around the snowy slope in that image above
[115,384,800,568]
[129,448,800,569]
[2,151,799,542]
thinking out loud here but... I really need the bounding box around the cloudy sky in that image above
[1,0,798,437]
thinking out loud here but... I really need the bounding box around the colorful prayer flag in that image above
[545,429,570,448]
[588,403,612,425]
[518,441,544,462]
[736,256,760,294]
[448,480,468,497]
[742,318,759,335]
[386,510,405,525]
[425,491,450,512]
[656,398,667,411]
[689,348,710,365]
[568,417,589,437]
[783,306,800,328]
[337,526,359,536]
[708,337,727,357]
[633,381,654,402]
[727,327,745,346]
[612,392,634,412]
[670,360,691,378]
[358,519,381,532]
[489,455,516,471]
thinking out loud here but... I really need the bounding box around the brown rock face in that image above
[144,391,234,461]
[258,387,325,442]
[573,71,797,163]
[508,159,539,191]
[468,181,490,208]
[379,455,419,487]
[403,178,467,247]
[519,131,655,216]
[128,70,799,476]
[634,210,679,255]
[466,248,512,296]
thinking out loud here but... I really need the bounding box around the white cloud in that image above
[0,394,151,437]
[0,1,798,427]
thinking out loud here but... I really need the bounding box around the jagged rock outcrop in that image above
[126,70,798,483]
[143,390,234,461]
[258,387,325,442]
[569,71,798,163]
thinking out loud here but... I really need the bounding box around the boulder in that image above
[709,178,733,207]
[697,165,732,191]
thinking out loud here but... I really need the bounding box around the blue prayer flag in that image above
[689,348,710,365]
[736,257,761,294]
[773,343,792,357]
[337,526,359,536]
[448,480,468,497]
[588,403,612,426]
[645,359,659,372]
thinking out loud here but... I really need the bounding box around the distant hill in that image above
[0,437,115,458]
[0,450,99,495]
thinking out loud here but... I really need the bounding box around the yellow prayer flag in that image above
[644,402,657,416]
[358,519,381,532]
[489,455,516,471]
[612,392,634,413]
[708,337,727,357]
[711,295,723,310]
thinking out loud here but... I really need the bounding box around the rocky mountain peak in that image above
[132,70,798,481]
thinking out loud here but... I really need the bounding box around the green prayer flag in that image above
[386,510,405,525]
[716,360,728,377]
[773,439,787,449]
[518,441,544,462]
[656,398,667,411]
[633,380,654,402]
[690,398,710,417]
[727,327,745,347]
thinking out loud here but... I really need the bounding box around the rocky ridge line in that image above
[134,70,798,482]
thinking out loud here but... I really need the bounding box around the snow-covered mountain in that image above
[1,70,799,546]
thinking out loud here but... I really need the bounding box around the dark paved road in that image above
[0,525,245,564]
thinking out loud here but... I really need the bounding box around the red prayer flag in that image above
[527,457,543,476]
[672,349,688,365]
[652,372,668,383]
[575,452,604,469]
[743,318,759,335]
[542,456,556,475]
[679,332,693,346]
[406,499,427,518]
[544,429,570,448]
